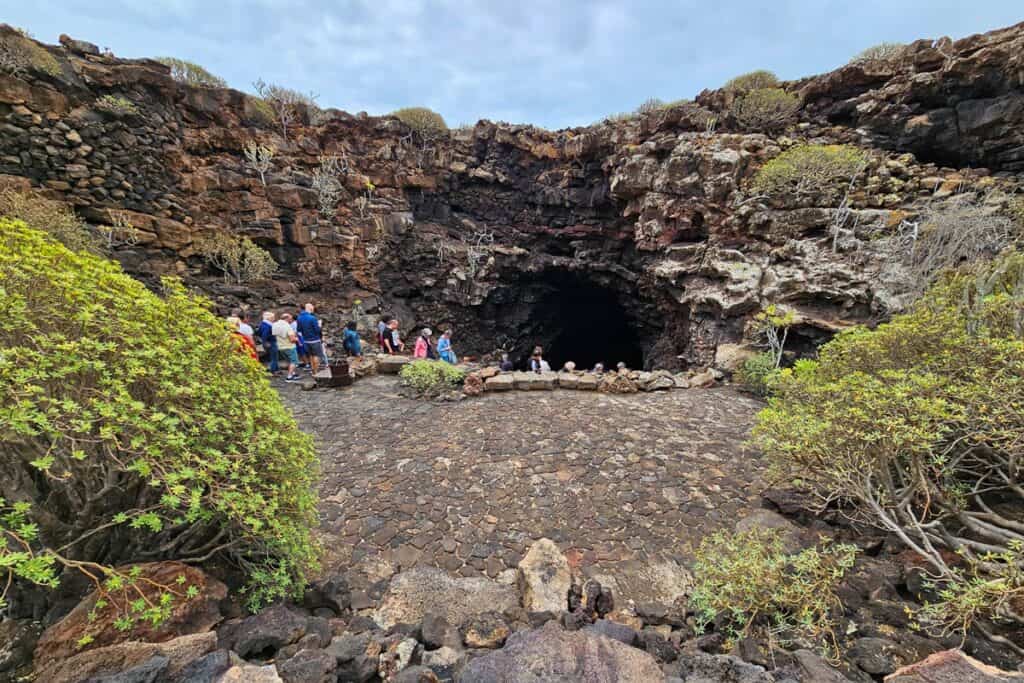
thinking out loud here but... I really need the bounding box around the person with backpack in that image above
[343,321,362,357]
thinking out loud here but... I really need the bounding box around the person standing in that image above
[414,328,436,359]
[258,311,278,374]
[297,302,328,374]
[387,319,405,354]
[378,316,390,353]
[273,313,301,382]
[437,330,457,364]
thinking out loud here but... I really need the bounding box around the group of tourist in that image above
[377,317,459,364]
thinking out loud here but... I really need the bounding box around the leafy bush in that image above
[0,33,60,78]
[253,79,318,141]
[752,251,1024,643]
[95,94,139,117]
[850,42,904,64]
[399,360,465,395]
[752,144,867,197]
[735,352,780,397]
[194,232,278,283]
[0,221,320,612]
[724,69,779,92]
[730,88,800,131]
[391,107,448,141]
[0,186,96,252]
[690,528,857,651]
[155,57,227,88]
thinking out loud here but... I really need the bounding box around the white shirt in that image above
[238,322,254,344]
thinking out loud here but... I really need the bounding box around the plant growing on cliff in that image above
[0,33,60,78]
[311,154,349,220]
[752,251,1024,651]
[752,144,867,198]
[0,186,98,252]
[730,88,800,131]
[95,94,140,117]
[399,360,465,396]
[243,141,276,186]
[752,304,796,368]
[253,79,318,141]
[195,232,278,283]
[850,42,905,64]
[155,57,227,88]
[392,107,448,164]
[636,97,667,114]
[724,69,780,92]
[0,221,320,615]
[690,528,857,653]
[95,209,140,249]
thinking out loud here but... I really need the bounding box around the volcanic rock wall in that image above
[1,22,1022,368]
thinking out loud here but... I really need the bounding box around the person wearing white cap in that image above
[414,327,436,359]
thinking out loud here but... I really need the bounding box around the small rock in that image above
[275,648,336,683]
[461,612,511,649]
[517,538,572,614]
[885,648,1024,682]
[326,632,371,663]
[217,604,307,660]
[583,619,638,646]
[421,646,464,680]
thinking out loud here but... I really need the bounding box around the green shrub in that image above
[0,33,60,78]
[724,69,779,92]
[735,352,780,397]
[850,42,904,64]
[194,232,278,283]
[0,221,320,612]
[95,94,139,116]
[690,528,857,651]
[635,97,666,114]
[751,144,867,197]
[399,360,465,395]
[0,186,96,252]
[245,95,276,126]
[730,87,800,131]
[155,57,227,88]
[752,251,1024,643]
[391,107,448,140]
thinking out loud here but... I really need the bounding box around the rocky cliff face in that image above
[1,22,1022,368]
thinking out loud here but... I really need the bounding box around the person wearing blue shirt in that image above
[258,311,278,374]
[296,303,328,373]
[343,321,362,357]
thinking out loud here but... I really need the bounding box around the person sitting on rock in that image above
[414,328,436,359]
[529,346,545,373]
[499,352,513,372]
[343,321,362,357]
[592,362,605,374]
[438,330,457,364]
[227,316,257,359]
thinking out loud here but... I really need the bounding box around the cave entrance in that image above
[504,271,646,371]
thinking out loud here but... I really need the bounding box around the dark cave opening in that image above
[504,271,647,371]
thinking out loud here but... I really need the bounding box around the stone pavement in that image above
[278,376,767,602]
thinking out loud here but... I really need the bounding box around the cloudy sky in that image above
[6,1,1021,129]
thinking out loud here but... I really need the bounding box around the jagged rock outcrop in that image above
[0,22,1021,368]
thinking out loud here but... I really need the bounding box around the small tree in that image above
[253,79,318,141]
[752,144,868,198]
[724,69,779,92]
[730,88,800,131]
[392,107,448,163]
[155,57,227,88]
[243,141,275,186]
[752,304,795,368]
[311,154,348,220]
[194,233,277,283]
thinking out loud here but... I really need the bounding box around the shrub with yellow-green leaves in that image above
[752,251,1024,646]
[0,32,60,78]
[752,144,867,197]
[95,94,140,117]
[730,87,800,131]
[850,42,904,65]
[690,528,857,652]
[0,185,96,252]
[194,232,278,284]
[724,69,780,92]
[734,352,780,397]
[399,360,465,396]
[0,221,320,612]
[391,107,448,142]
[155,57,227,88]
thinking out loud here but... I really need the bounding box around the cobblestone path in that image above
[279,377,766,598]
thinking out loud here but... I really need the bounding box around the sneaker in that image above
[285,375,301,382]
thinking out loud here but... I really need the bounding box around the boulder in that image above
[373,567,518,630]
[583,619,638,646]
[172,649,231,683]
[216,604,308,659]
[792,649,851,683]
[421,646,465,680]
[484,373,515,392]
[379,637,419,681]
[420,613,461,650]
[326,631,372,663]
[714,343,758,374]
[673,652,774,682]
[689,369,717,388]
[461,611,511,649]
[216,662,283,682]
[378,354,411,374]
[459,620,663,682]
[639,370,676,391]
[36,631,217,683]
[276,648,336,683]
[884,649,1024,682]
[463,373,484,396]
[598,374,638,394]
[35,562,226,662]
[517,538,572,614]
[393,665,440,683]
[0,618,41,678]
